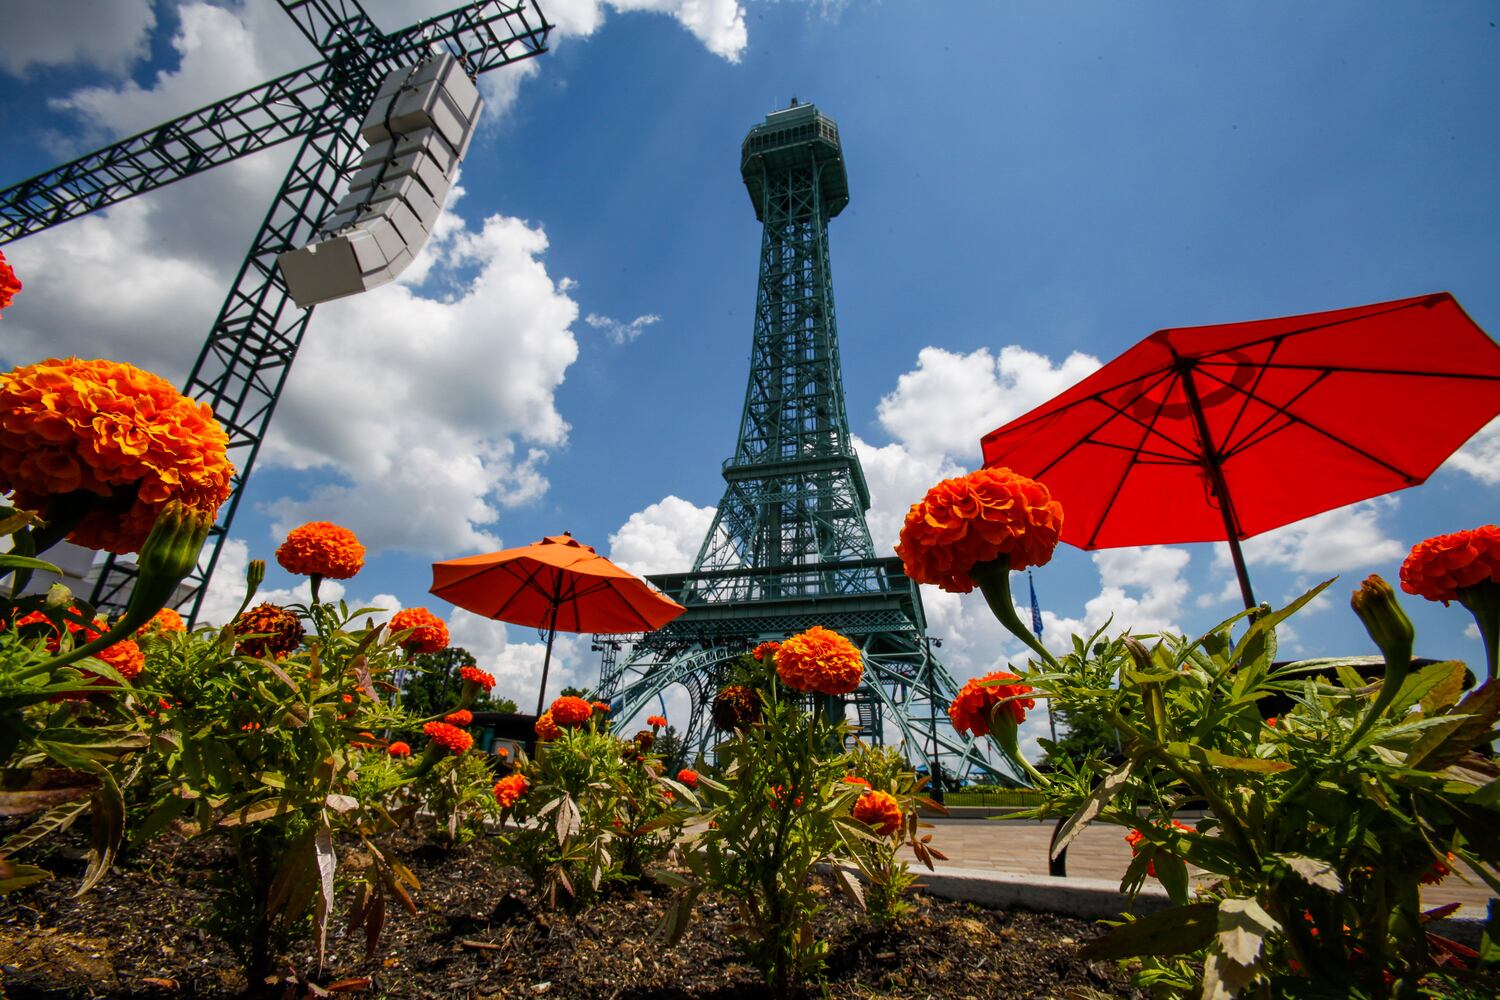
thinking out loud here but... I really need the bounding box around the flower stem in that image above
[970,557,1063,672]
[1458,583,1500,683]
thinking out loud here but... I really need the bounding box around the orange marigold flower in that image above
[948,671,1035,738]
[137,607,186,637]
[233,603,305,659]
[751,641,781,661]
[895,467,1064,594]
[712,684,761,733]
[841,775,871,788]
[775,625,863,695]
[444,709,473,727]
[677,768,700,789]
[494,746,510,757]
[493,773,529,809]
[534,711,562,741]
[0,249,20,315]
[592,700,611,714]
[423,720,473,755]
[1125,819,1194,877]
[387,741,411,758]
[550,696,593,727]
[389,607,448,654]
[646,714,668,729]
[0,357,233,553]
[97,638,145,682]
[459,665,495,691]
[853,790,903,836]
[1400,526,1500,605]
[275,521,365,579]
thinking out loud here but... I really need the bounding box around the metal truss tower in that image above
[597,102,1002,784]
[0,1,550,622]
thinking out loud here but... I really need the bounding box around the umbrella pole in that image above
[1180,361,1258,611]
[535,601,560,717]
[537,587,564,719]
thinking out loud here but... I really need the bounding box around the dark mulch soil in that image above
[1,824,1140,999]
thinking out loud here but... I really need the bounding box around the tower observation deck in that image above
[596,103,1002,784]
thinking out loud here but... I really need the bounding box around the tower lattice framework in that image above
[597,103,1003,784]
[0,1,550,622]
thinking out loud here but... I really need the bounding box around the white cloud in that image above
[445,608,598,710]
[874,345,1100,464]
[585,311,661,346]
[0,0,155,78]
[195,537,357,626]
[261,205,578,555]
[853,435,965,555]
[545,0,747,62]
[608,495,717,576]
[1079,546,1192,636]
[1447,416,1500,486]
[1227,498,1404,575]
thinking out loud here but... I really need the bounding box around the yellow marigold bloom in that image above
[389,606,448,653]
[275,521,365,579]
[774,625,863,695]
[895,467,1063,593]
[0,357,233,553]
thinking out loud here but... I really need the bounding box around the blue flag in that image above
[1028,571,1044,639]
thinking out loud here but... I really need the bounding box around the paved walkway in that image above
[902,818,1495,912]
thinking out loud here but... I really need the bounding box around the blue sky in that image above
[2,1,1498,745]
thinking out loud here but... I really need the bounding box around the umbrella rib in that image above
[1195,364,1421,480]
[986,297,1471,443]
[1033,369,1200,478]
[489,561,553,620]
[1213,336,1283,458]
[1219,361,1500,381]
[1083,369,1180,549]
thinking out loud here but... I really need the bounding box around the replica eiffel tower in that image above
[596,102,1002,784]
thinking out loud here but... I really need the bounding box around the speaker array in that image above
[278,53,482,308]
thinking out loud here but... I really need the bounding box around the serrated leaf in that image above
[78,770,124,895]
[834,866,866,911]
[314,825,336,973]
[1217,897,1277,966]
[1275,853,1342,893]
[0,860,53,895]
[1078,903,1218,959]
[1052,757,1135,859]
[1165,742,1293,773]
[218,796,286,827]
[1419,660,1470,716]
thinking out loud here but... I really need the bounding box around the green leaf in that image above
[1408,681,1500,771]
[1419,660,1470,716]
[0,860,53,895]
[1217,896,1278,966]
[1051,757,1135,859]
[0,554,64,576]
[1165,742,1293,773]
[217,795,287,827]
[1154,850,1191,906]
[0,796,90,856]
[1391,660,1470,717]
[1078,902,1218,959]
[78,769,124,896]
[1274,853,1342,893]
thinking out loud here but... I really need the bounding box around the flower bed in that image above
[0,825,1137,999]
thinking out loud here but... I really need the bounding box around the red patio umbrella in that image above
[979,292,1500,609]
[430,533,685,714]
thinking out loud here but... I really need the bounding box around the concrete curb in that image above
[905,865,1491,948]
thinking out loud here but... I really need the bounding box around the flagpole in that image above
[1029,571,1055,743]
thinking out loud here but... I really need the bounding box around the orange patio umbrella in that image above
[430,532,686,714]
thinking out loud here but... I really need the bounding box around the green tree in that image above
[653,724,689,773]
[399,646,515,719]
